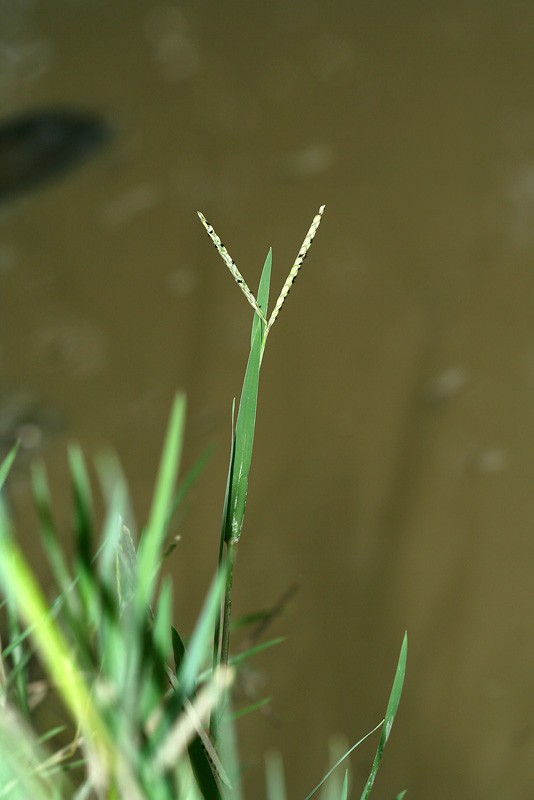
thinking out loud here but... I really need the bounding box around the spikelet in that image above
[266,205,325,334]
[197,211,267,323]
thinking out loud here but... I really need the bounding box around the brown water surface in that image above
[2,2,534,798]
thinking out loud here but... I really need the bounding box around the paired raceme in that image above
[197,204,325,356]
[197,204,325,547]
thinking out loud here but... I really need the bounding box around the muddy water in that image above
[2,2,534,797]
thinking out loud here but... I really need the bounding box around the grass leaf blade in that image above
[136,392,186,615]
[360,632,408,800]
[0,441,19,492]
[178,569,226,699]
[225,250,271,544]
[303,722,383,800]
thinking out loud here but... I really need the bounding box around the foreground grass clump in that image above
[0,207,407,799]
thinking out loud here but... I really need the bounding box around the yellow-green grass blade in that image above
[151,573,226,751]
[153,576,172,663]
[265,750,286,800]
[32,460,100,671]
[0,508,112,758]
[340,770,349,800]
[319,738,351,800]
[228,636,285,669]
[0,441,19,492]
[359,632,407,800]
[141,574,174,712]
[136,393,186,617]
[230,696,271,722]
[177,569,226,700]
[68,447,102,638]
[69,445,94,572]
[140,575,173,718]
[171,625,186,673]
[216,705,244,800]
[94,452,137,611]
[31,462,73,601]
[5,598,31,717]
[93,468,143,729]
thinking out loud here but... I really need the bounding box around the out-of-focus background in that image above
[2,1,534,797]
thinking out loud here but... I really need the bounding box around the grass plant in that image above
[0,207,407,799]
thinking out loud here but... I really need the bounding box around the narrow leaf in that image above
[303,722,383,800]
[137,393,186,615]
[0,441,19,492]
[360,633,408,800]
[265,750,286,800]
[178,569,226,699]
[225,250,271,544]
[229,636,285,668]
[0,508,110,749]
[340,771,349,800]
[31,462,72,598]
[230,696,271,721]
[69,445,94,571]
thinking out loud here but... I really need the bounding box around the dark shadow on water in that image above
[0,107,111,203]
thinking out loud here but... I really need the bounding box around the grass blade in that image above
[69,445,94,571]
[136,393,186,616]
[31,462,73,599]
[229,696,271,721]
[0,506,110,753]
[6,598,30,717]
[152,575,173,664]
[228,636,285,668]
[360,633,408,800]
[265,749,286,800]
[340,771,348,800]
[0,441,19,492]
[178,569,226,700]
[225,249,271,545]
[303,722,383,800]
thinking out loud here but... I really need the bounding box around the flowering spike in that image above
[267,205,325,333]
[198,212,267,323]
